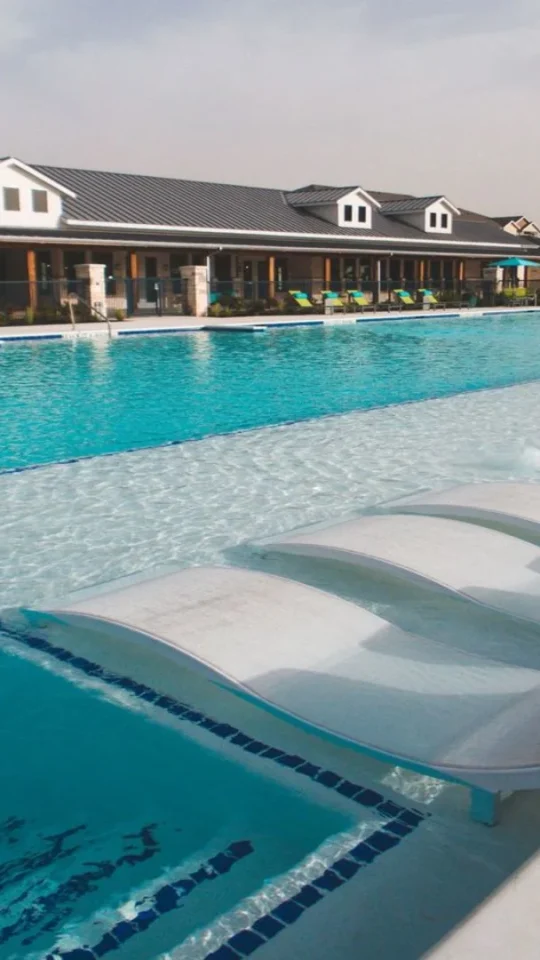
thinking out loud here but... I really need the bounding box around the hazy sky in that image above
[1,0,540,218]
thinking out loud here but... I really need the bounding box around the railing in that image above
[0,277,189,325]
[208,278,540,315]
[0,276,539,326]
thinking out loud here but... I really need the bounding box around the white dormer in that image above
[380,195,460,235]
[336,188,378,229]
[286,185,380,230]
[423,198,459,234]
[0,157,76,230]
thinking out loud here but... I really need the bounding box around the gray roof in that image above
[492,215,525,226]
[286,187,357,206]
[380,196,445,215]
[29,163,535,252]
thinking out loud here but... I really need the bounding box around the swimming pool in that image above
[2,312,540,471]
[0,622,427,960]
[4,315,540,959]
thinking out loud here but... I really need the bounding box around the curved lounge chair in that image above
[16,565,540,823]
[385,482,540,545]
[259,513,540,627]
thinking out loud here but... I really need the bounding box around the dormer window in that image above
[344,205,353,222]
[358,205,367,223]
[32,189,48,213]
[3,187,20,211]
[429,212,437,228]
[441,213,448,229]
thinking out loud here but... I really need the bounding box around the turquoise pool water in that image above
[2,313,540,471]
[0,634,354,959]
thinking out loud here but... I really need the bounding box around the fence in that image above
[208,277,540,314]
[0,277,189,325]
[1,275,539,326]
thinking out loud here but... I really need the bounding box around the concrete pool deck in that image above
[0,304,538,341]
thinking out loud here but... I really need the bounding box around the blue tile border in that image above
[45,840,254,960]
[204,814,422,959]
[0,621,428,825]
[0,332,63,342]
[117,326,200,336]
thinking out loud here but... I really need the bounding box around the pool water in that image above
[4,315,540,959]
[0,636,355,959]
[2,313,540,471]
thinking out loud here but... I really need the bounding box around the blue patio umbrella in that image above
[489,257,540,268]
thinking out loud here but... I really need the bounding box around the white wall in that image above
[304,191,373,230]
[424,200,453,234]
[337,191,373,229]
[0,163,64,229]
[394,201,454,235]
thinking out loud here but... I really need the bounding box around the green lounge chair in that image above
[289,290,313,309]
[418,288,438,305]
[347,289,370,309]
[394,289,415,306]
[321,290,345,310]
[419,288,471,309]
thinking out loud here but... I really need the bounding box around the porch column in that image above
[268,255,276,299]
[129,252,139,314]
[324,256,331,288]
[458,260,465,289]
[418,260,425,286]
[26,249,37,311]
[374,258,381,304]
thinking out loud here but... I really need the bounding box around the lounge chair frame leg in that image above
[470,788,499,826]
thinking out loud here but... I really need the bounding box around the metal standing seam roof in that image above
[286,187,359,206]
[28,163,536,249]
[379,196,449,215]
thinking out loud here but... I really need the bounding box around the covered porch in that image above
[1,243,539,323]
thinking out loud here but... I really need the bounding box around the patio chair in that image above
[288,290,313,309]
[321,290,345,312]
[393,289,415,307]
[419,289,470,310]
[347,290,370,311]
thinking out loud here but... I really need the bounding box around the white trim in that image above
[0,158,77,198]
[62,218,538,249]
[434,196,461,216]
[339,186,381,209]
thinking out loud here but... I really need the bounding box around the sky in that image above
[1,0,540,218]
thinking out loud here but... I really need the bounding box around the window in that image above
[357,205,367,223]
[429,212,437,228]
[441,213,449,229]
[32,189,48,213]
[344,205,353,222]
[3,187,20,211]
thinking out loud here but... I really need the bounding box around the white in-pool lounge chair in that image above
[258,513,540,627]
[14,565,540,824]
[384,482,540,545]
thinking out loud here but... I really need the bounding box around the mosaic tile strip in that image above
[204,816,419,959]
[0,621,427,827]
[45,840,253,960]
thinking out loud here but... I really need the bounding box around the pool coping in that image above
[0,305,538,342]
